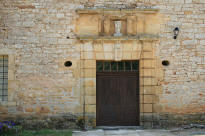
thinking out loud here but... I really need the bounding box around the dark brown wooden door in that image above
[96,69,140,126]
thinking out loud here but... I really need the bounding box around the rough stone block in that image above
[142,52,153,59]
[36,106,50,114]
[141,60,155,68]
[140,104,144,113]
[140,69,155,77]
[85,87,96,96]
[140,78,157,86]
[7,102,17,106]
[8,70,15,80]
[25,107,34,112]
[155,86,163,94]
[0,106,8,114]
[153,104,163,112]
[144,104,153,113]
[81,69,96,78]
[144,95,154,104]
[140,86,156,95]
[85,96,96,105]
[84,79,95,87]
[81,60,96,68]
[57,13,64,18]
[85,105,96,113]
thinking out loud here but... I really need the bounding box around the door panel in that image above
[96,72,140,126]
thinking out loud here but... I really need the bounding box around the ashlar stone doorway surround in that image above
[79,39,163,127]
[76,8,164,127]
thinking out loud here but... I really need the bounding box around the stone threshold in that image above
[96,126,143,130]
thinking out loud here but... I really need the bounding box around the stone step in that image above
[72,129,176,136]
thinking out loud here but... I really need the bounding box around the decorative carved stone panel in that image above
[76,8,162,40]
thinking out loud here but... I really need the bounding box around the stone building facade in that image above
[0,0,205,128]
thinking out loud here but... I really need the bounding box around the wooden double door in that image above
[96,61,140,126]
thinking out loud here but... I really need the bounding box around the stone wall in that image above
[0,0,205,128]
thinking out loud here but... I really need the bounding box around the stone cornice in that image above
[77,34,159,41]
[76,8,159,14]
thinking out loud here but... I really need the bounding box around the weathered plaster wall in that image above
[0,0,205,128]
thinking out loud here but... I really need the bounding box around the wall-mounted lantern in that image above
[173,27,179,39]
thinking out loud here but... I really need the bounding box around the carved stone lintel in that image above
[114,43,122,61]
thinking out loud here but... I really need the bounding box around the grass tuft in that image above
[2,129,72,136]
